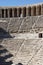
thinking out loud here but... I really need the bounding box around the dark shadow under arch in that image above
[28,7,31,16]
[2,9,4,18]
[23,7,26,17]
[33,6,36,16]
[9,8,12,17]
[16,63,23,65]
[14,8,17,17]
[18,8,22,17]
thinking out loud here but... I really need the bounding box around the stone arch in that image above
[14,8,17,17]
[9,8,12,17]
[2,9,4,18]
[23,7,26,17]
[28,7,31,16]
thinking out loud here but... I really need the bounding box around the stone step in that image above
[13,39,42,65]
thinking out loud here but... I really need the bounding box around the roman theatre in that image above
[1,3,43,65]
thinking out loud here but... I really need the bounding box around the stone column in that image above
[19,7,23,17]
[21,7,24,17]
[22,7,26,17]
[8,9,10,18]
[17,8,19,17]
[41,4,43,15]
[36,5,39,15]
[31,6,36,16]
[36,5,41,15]
[12,8,14,17]
[14,8,15,17]
[26,7,28,16]
[31,6,34,16]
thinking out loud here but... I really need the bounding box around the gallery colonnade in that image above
[0,4,43,18]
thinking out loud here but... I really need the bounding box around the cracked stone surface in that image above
[0,37,43,65]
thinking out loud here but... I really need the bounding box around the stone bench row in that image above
[0,16,43,33]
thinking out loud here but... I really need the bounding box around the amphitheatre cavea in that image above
[0,3,43,65]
